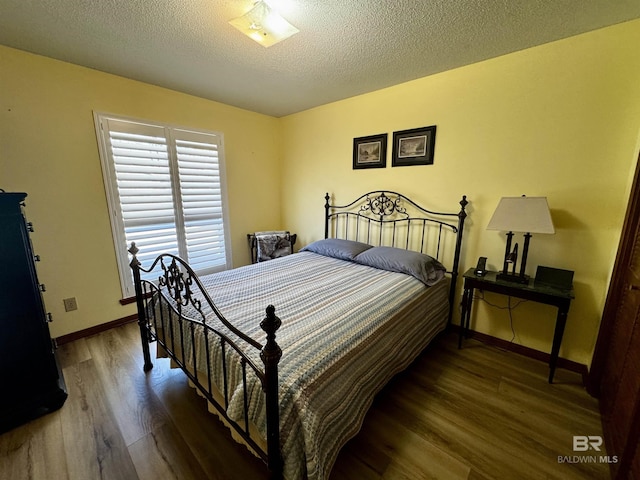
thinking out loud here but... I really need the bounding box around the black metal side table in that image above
[459,268,575,383]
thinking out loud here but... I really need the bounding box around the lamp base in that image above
[496,272,530,284]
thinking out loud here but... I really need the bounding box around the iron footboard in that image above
[128,243,283,479]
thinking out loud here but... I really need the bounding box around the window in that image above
[94,113,231,298]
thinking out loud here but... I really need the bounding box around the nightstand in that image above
[459,268,575,383]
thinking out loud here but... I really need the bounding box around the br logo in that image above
[573,435,603,452]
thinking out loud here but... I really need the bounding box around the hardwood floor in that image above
[0,323,609,479]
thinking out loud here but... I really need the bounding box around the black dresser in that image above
[0,192,67,432]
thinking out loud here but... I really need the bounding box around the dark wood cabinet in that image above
[0,192,67,432]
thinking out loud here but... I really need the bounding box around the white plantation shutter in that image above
[173,130,227,272]
[95,114,231,298]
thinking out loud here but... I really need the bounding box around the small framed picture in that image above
[392,125,437,167]
[353,133,387,169]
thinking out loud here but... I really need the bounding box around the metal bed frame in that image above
[129,190,468,480]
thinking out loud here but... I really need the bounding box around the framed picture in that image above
[353,133,387,169]
[392,125,437,167]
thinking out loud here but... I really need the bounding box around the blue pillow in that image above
[300,238,373,261]
[354,246,446,286]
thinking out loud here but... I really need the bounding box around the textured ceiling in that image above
[1,0,639,117]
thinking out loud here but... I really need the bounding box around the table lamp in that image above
[487,196,555,283]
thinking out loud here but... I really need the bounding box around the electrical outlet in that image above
[63,297,78,312]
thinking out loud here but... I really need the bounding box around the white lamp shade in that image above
[486,196,555,234]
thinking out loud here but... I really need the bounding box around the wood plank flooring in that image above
[0,323,609,479]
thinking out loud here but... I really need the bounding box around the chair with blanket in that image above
[247,231,297,263]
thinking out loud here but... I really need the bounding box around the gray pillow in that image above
[354,246,446,286]
[300,238,373,261]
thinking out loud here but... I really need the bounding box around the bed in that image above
[129,190,468,480]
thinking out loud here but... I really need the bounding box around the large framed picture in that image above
[353,133,387,169]
[392,125,437,167]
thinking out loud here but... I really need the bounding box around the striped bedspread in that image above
[153,251,449,480]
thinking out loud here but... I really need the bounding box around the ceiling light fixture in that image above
[229,1,299,48]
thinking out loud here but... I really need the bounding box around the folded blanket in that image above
[255,231,292,262]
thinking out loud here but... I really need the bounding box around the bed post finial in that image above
[261,305,282,341]
[459,195,468,219]
[128,241,141,267]
[261,305,283,478]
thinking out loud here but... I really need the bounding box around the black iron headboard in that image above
[324,191,468,323]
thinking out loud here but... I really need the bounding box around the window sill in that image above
[120,296,136,305]
[120,292,152,305]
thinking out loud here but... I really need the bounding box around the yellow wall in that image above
[280,20,640,366]
[2,19,640,366]
[0,45,282,337]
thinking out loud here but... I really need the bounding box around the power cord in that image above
[472,290,528,345]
